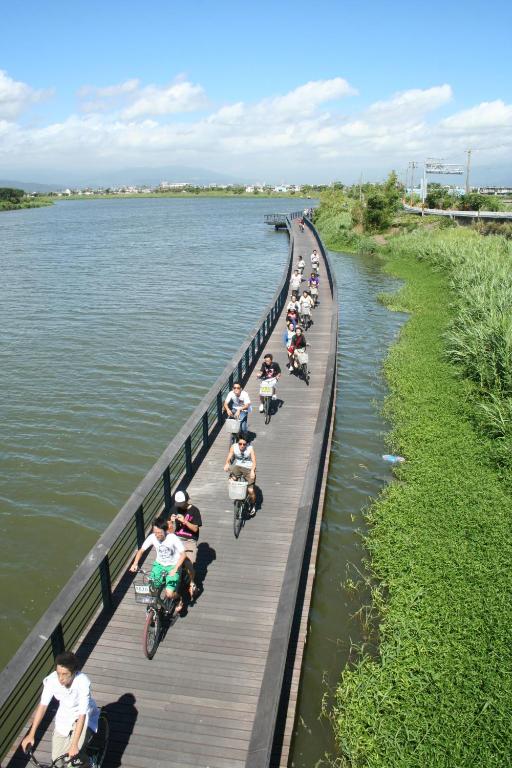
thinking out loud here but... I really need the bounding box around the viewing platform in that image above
[0,213,338,768]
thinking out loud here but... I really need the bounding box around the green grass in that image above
[0,198,52,211]
[313,193,512,766]
[331,250,512,767]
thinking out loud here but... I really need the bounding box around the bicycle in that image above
[133,567,187,659]
[25,711,109,768]
[228,474,251,538]
[259,377,277,425]
[299,310,312,331]
[295,348,310,385]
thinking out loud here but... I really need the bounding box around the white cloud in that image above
[439,100,512,133]
[0,70,52,119]
[1,72,511,182]
[121,79,208,118]
[367,84,452,120]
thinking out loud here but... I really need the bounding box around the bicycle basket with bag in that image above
[229,478,248,500]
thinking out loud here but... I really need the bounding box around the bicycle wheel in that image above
[233,499,243,538]
[302,363,310,385]
[143,607,161,659]
[87,712,109,768]
[264,396,271,425]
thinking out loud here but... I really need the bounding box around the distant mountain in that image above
[0,179,64,193]
[0,165,241,190]
[85,165,240,188]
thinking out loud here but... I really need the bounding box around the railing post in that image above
[245,348,250,375]
[51,624,65,658]
[238,358,243,382]
[217,391,223,423]
[229,372,234,389]
[202,411,209,449]
[251,337,256,361]
[99,557,113,611]
[135,505,145,546]
[163,466,172,513]
[185,436,192,477]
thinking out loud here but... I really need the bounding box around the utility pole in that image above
[465,149,472,194]
[359,173,363,203]
[410,162,417,206]
[404,163,410,203]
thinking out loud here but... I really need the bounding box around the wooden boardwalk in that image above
[5,220,335,768]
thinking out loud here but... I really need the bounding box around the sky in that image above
[1,0,511,185]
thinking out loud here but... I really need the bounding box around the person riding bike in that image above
[290,269,302,296]
[310,249,320,272]
[224,437,257,512]
[287,326,307,372]
[223,382,251,436]
[299,290,314,325]
[308,272,320,305]
[130,516,186,605]
[21,651,100,767]
[297,256,306,275]
[166,490,202,599]
[256,353,281,412]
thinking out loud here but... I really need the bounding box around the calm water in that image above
[289,249,407,767]
[0,197,310,668]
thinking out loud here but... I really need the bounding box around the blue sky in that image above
[1,0,511,184]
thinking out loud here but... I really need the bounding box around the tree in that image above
[363,191,392,231]
[0,187,24,203]
[425,184,452,209]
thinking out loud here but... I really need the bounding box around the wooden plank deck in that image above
[7,220,334,768]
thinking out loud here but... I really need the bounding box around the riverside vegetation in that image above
[315,184,512,767]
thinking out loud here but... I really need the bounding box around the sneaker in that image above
[289,365,294,372]
[259,403,264,412]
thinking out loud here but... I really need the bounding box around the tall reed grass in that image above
[389,228,512,469]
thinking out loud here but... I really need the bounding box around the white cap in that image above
[174,491,186,503]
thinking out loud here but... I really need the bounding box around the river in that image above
[0,196,307,669]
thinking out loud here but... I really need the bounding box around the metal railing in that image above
[0,219,296,762]
[403,203,512,220]
[246,215,338,767]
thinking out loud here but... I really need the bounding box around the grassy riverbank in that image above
[0,199,53,212]
[315,201,512,766]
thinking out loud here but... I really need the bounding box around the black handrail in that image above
[0,219,296,762]
[246,215,338,767]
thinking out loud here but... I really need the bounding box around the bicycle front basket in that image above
[229,479,248,500]
[296,350,309,365]
[133,578,157,605]
[225,418,240,434]
[259,382,274,397]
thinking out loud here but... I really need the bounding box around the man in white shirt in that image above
[290,270,302,295]
[223,382,251,436]
[22,651,99,765]
[130,517,186,600]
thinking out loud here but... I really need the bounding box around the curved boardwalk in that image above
[4,219,335,768]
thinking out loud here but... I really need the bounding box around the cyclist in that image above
[224,436,257,511]
[223,382,251,436]
[21,651,100,767]
[297,256,306,275]
[310,249,320,272]
[129,516,186,603]
[288,326,307,372]
[256,353,281,412]
[283,320,295,352]
[286,303,299,329]
[167,490,202,599]
[290,269,302,296]
[299,289,314,326]
[308,272,320,306]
